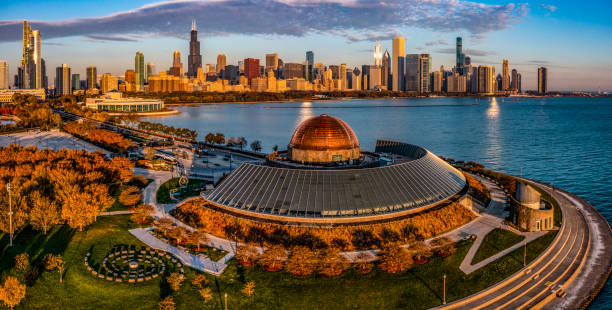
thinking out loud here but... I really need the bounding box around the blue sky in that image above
[1,0,611,91]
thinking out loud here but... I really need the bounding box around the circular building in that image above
[204,115,467,225]
[288,114,361,164]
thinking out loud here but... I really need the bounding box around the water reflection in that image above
[295,101,314,127]
[485,98,502,167]
[486,97,499,119]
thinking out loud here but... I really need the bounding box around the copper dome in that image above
[289,114,359,151]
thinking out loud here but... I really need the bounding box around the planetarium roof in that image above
[288,114,359,151]
[205,142,466,221]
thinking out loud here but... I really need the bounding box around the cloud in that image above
[44,42,65,46]
[542,4,557,13]
[435,47,493,57]
[425,39,450,46]
[84,35,139,42]
[0,0,528,42]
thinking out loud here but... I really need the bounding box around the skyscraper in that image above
[538,67,548,95]
[392,37,405,91]
[134,51,144,91]
[72,73,80,91]
[502,59,510,91]
[29,30,42,88]
[381,50,390,88]
[217,54,226,74]
[187,20,202,78]
[55,64,71,96]
[265,54,279,73]
[21,21,32,89]
[244,58,260,80]
[339,63,347,90]
[86,66,97,89]
[169,50,182,77]
[145,62,156,81]
[374,44,382,67]
[100,73,118,93]
[456,37,464,68]
[405,54,419,92]
[511,69,519,92]
[306,51,314,82]
[464,56,471,66]
[0,61,8,89]
[477,65,495,95]
[418,54,431,94]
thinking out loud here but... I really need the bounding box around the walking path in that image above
[455,175,547,274]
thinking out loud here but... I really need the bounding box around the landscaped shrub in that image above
[14,253,29,272]
[0,276,26,309]
[241,281,255,296]
[407,241,433,265]
[285,246,318,276]
[166,273,184,292]
[191,274,208,288]
[258,245,286,272]
[158,296,175,310]
[235,244,260,267]
[378,246,413,273]
[318,248,350,277]
[199,288,213,302]
[430,237,457,258]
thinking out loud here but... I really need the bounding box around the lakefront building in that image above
[85,90,164,112]
[204,114,468,225]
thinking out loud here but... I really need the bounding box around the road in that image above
[435,179,611,310]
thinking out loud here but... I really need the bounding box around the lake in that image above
[143,96,612,308]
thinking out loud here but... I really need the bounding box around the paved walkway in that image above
[455,175,546,274]
[100,210,134,216]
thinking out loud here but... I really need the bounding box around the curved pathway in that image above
[434,179,611,310]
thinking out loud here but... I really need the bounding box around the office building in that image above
[145,62,155,81]
[0,89,46,103]
[223,65,239,84]
[405,54,419,92]
[19,21,44,89]
[456,37,465,69]
[55,64,71,95]
[217,54,226,74]
[283,63,305,79]
[382,50,390,87]
[517,73,522,93]
[0,61,8,89]
[134,52,144,91]
[169,50,183,77]
[244,58,260,80]
[72,73,80,91]
[86,66,97,90]
[306,51,314,82]
[502,59,510,91]
[477,65,495,95]
[432,71,443,93]
[265,54,279,73]
[538,67,548,95]
[511,69,519,92]
[187,20,202,78]
[374,44,382,67]
[392,37,405,91]
[100,73,119,93]
[447,74,467,93]
[419,54,431,94]
[464,56,471,66]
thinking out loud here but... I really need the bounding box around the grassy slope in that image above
[0,217,558,310]
[156,178,208,204]
[471,228,526,265]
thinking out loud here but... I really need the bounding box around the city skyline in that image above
[0,0,611,92]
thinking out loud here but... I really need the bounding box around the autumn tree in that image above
[111,156,135,185]
[241,281,255,296]
[408,241,433,264]
[0,181,30,235]
[285,246,318,276]
[258,245,286,272]
[167,226,187,245]
[130,204,154,224]
[191,274,208,288]
[158,296,175,310]
[14,253,29,272]
[184,230,207,250]
[154,218,174,236]
[199,288,213,302]
[318,248,349,277]
[204,133,215,144]
[166,272,184,292]
[61,183,113,231]
[43,253,65,283]
[143,147,156,160]
[119,185,142,207]
[29,191,60,234]
[235,244,260,267]
[0,276,26,309]
[353,252,374,275]
[378,245,413,273]
[431,237,457,258]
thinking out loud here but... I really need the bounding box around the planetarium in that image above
[204,114,468,225]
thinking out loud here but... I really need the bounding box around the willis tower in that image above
[187,20,202,78]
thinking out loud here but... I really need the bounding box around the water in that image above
[143,97,612,308]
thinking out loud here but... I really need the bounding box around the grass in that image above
[156,178,208,204]
[471,228,526,265]
[0,217,558,310]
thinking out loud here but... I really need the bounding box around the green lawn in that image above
[0,216,558,310]
[471,229,526,265]
[156,178,208,204]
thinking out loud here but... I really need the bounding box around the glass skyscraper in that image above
[306,51,314,82]
[134,52,144,91]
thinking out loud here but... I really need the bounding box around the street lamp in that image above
[224,292,228,310]
[523,239,527,267]
[7,182,13,247]
[443,273,447,305]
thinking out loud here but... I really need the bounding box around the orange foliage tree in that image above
[285,246,319,276]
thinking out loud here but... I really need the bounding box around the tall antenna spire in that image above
[191,19,196,31]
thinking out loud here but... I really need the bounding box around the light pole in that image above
[523,239,527,267]
[7,182,13,247]
[443,273,447,305]
[224,292,228,310]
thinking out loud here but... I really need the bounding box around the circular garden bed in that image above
[85,245,184,283]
